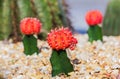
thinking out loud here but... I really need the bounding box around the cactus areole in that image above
[85,10,103,42]
[20,17,42,55]
[47,27,77,76]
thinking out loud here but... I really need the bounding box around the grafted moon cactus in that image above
[47,27,77,77]
[20,17,42,55]
[85,10,103,42]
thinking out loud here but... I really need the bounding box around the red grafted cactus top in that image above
[85,10,103,26]
[20,17,42,35]
[47,27,77,50]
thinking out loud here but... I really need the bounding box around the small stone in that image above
[72,58,81,64]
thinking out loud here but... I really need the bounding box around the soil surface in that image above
[0,34,120,79]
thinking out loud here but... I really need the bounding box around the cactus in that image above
[20,17,42,55]
[47,27,77,76]
[0,0,12,40]
[0,0,68,41]
[102,0,120,36]
[85,10,103,42]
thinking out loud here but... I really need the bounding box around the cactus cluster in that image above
[0,0,105,77]
[0,0,67,41]
[20,18,77,76]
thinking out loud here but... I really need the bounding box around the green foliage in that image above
[50,50,73,77]
[23,35,39,55]
[102,0,120,35]
[88,26,103,42]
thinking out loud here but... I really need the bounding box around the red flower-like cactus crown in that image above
[20,17,42,35]
[85,10,103,26]
[47,27,77,50]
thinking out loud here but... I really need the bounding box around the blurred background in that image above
[66,0,109,34]
[0,0,120,42]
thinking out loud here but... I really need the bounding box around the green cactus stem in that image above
[50,49,73,77]
[23,35,39,55]
[0,0,12,40]
[88,25,103,42]
[102,0,120,36]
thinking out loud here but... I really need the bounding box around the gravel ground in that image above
[0,34,120,79]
